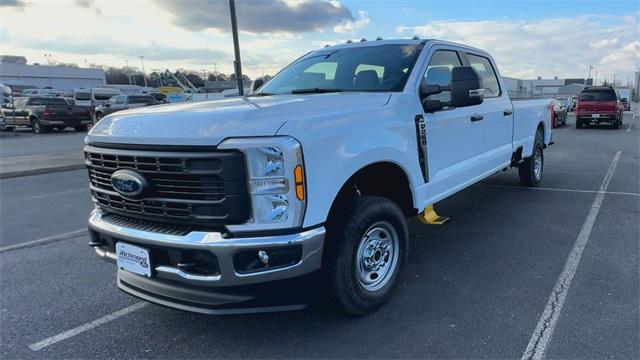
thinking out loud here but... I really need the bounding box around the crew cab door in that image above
[463,52,513,171]
[418,48,487,200]
[13,98,30,125]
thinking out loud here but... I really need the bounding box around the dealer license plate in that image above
[116,242,151,277]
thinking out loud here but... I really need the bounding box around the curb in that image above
[0,163,86,179]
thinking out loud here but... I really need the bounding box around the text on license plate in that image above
[591,114,600,118]
[116,242,151,277]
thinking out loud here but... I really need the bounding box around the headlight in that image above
[219,136,306,232]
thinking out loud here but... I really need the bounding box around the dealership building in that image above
[0,55,106,91]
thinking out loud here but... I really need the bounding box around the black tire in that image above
[325,195,409,315]
[519,130,544,187]
[75,124,89,132]
[576,118,584,129]
[0,124,14,132]
[95,112,103,122]
[31,119,48,134]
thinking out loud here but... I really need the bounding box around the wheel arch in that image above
[326,161,417,227]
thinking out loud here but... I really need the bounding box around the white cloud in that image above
[397,16,638,83]
[334,10,370,34]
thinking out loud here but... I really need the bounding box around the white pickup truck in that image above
[85,39,552,315]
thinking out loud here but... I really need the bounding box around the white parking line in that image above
[0,229,87,253]
[521,151,622,360]
[29,302,148,351]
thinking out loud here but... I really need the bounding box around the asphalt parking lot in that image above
[0,112,638,359]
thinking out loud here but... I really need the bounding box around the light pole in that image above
[139,55,148,87]
[125,60,131,85]
[229,0,244,96]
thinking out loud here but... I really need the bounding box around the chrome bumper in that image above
[88,209,325,288]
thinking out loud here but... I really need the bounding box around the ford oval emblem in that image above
[111,170,147,198]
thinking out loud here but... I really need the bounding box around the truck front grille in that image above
[84,145,250,227]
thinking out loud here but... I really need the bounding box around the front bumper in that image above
[88,209,325,313]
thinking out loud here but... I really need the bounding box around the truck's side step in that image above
[418,205,449,225]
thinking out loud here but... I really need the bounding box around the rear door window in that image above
[466,53,501,98]
[579,90,617,101]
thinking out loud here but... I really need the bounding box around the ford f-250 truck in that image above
[84,39,552,315]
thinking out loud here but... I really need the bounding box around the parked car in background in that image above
[94,94,157,121]
[576,86,624,129]
[150,92,167,103]
[620,97,630,111]
[74,87,122,109]
[550,99,567,127]
[1,96,92,133]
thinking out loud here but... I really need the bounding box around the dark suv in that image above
[575,86,624,129]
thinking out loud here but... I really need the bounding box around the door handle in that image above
[470,114,484,122]
[504,109,513,116]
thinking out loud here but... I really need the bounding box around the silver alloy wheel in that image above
[355,221,399,292]
[533,147,543,181]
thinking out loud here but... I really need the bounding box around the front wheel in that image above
[325,195,408,315]
[519,131,544,187]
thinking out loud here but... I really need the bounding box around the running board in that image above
[418,205,449,225]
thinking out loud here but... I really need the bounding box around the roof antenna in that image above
[412,35,420,40]
[360,38,367,42]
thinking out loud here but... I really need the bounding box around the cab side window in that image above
[423,50,462,104]
[466,54,501,98]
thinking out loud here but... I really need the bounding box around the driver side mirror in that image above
[450,66,484,107]
[252,78,265,92]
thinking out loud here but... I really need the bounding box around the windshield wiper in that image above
[248,92,275,97]
[291,88,346,94]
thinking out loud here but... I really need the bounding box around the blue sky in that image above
[0,0,637,84]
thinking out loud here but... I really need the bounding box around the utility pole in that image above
[229,0,244,96]
[125,60,131,85]
[587,64,594,82]
[139,55,148,87]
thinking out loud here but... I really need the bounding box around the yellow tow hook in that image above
[418,204,449,225]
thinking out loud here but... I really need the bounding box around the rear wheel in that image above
[325,195,408,315]
[612,118,621,129]
[75,124,88,132]
[576,118,585,129]
[519,130,544,187]
[95,112,103,122]
[31,119,48,134]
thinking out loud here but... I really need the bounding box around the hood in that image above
[87,92,391,146]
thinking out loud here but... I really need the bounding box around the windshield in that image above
[579,89,616,101]
[257,44,422,95]
[75,92,91,101]
[29,97,68,106]
[128,96,153,104]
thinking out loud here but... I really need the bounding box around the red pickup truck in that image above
[575,86,624,129]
